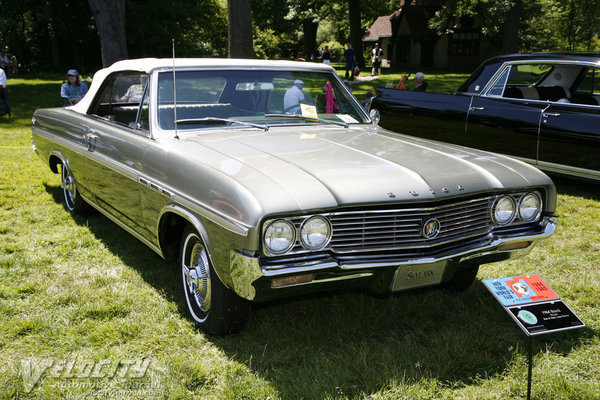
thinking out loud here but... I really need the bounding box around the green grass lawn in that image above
[0,75,599,399]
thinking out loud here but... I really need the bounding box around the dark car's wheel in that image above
[61,162,88,214]
[443,266,479,292]
[179,225,250,335]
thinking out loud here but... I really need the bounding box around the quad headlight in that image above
[493,195,516,225]
[519,192,542,222]
[493,192,543,226]
[300,216,332,250]
[263,219,296,255]
[263,215,332,255]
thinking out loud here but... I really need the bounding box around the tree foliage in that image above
[430,0,600,53]
[2,0,600,73]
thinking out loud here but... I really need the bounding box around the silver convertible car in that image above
[32,59,557,335]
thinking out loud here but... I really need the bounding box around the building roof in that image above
[363,15,393,42]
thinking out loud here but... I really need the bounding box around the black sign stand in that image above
[527,336,533,400]
[483,275,585,400]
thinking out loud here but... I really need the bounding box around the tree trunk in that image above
[228,0,254,58]
[88,0,128,67]
[302,19,318,60]
[501,0,522,53]
[348,0,364,67]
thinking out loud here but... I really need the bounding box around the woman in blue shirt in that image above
[60,69,88,105]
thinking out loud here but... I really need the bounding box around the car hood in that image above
[166,125,552,221]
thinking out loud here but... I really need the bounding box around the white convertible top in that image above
[70,58,335,113]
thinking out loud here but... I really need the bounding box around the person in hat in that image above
[283,79,308,113]
[60,69,88,105]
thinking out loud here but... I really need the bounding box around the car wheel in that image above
[179,225,250,335]
[443,265,479,292]
[61,162,88,214]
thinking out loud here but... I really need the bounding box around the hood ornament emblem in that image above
[422,218,441,239]
[388,192,396,198]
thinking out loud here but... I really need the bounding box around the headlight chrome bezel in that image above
[263,219,296,256]
[518,192,543,222]
[492,191,544,226]
[493,195,517,226]
[262,215,332,256]
[300,216,332,251]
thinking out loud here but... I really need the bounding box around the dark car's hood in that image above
[167,125,552,221]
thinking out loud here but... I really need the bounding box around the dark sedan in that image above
[371,53,600,182]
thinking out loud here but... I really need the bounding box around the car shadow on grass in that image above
[44,181,596,399]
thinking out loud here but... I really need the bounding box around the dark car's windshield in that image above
[156,69,369,130]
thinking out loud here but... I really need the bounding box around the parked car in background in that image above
[32,58,557,335]
[371,53,600,182]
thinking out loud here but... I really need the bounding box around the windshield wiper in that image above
[175,117,269,131]
[264,113,349,128]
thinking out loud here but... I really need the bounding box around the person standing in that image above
[371,43,383,76]
[0,67,10,118]
[341,42,356,81]
[0,52,10,72]
[319,46,331,65]
[60,69,88,105]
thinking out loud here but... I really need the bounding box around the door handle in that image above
[542,112,560,117]
[84,133,98,151]
[469,106,484,111]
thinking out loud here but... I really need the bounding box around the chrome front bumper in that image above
[229,217,558,300]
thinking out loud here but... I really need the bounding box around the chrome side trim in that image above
[536,161,600,181]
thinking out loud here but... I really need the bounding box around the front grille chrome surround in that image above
[261,192,541,257]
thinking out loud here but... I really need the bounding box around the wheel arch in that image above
[157,205,212,263]
[49,150,67,173]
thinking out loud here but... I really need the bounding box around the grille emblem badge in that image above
[422,218,441,239]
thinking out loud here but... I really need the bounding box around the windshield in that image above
[156,69,369,130]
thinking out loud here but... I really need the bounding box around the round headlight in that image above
[264,220,295,255]
[493,195,516,225]
[300,216,331,250]
[519,192,542,222]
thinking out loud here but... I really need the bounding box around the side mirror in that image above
[369,108,380,125]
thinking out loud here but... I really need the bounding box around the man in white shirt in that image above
[0,68,6,89]
[0,68,10,118]
[283,79,306,113]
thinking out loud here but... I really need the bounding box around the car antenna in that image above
[172,38,179,140]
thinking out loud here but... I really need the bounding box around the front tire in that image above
[179,225,250,335]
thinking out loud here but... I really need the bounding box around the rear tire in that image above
[442,266,479,292]
[61,162,89,215]
[179,224,249,335]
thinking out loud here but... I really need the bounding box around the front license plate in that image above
[391,261,447,291]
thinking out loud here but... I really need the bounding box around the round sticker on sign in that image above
[518,310,538,325]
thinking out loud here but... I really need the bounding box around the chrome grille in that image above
[329,196,494,251]
[286,196,495,254]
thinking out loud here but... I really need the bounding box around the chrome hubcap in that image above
[61,165,76,208]
[183,240,211,313]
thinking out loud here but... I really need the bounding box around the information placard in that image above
[508,300,585,336]
[483,274,559,307]
[483,274,585,337]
